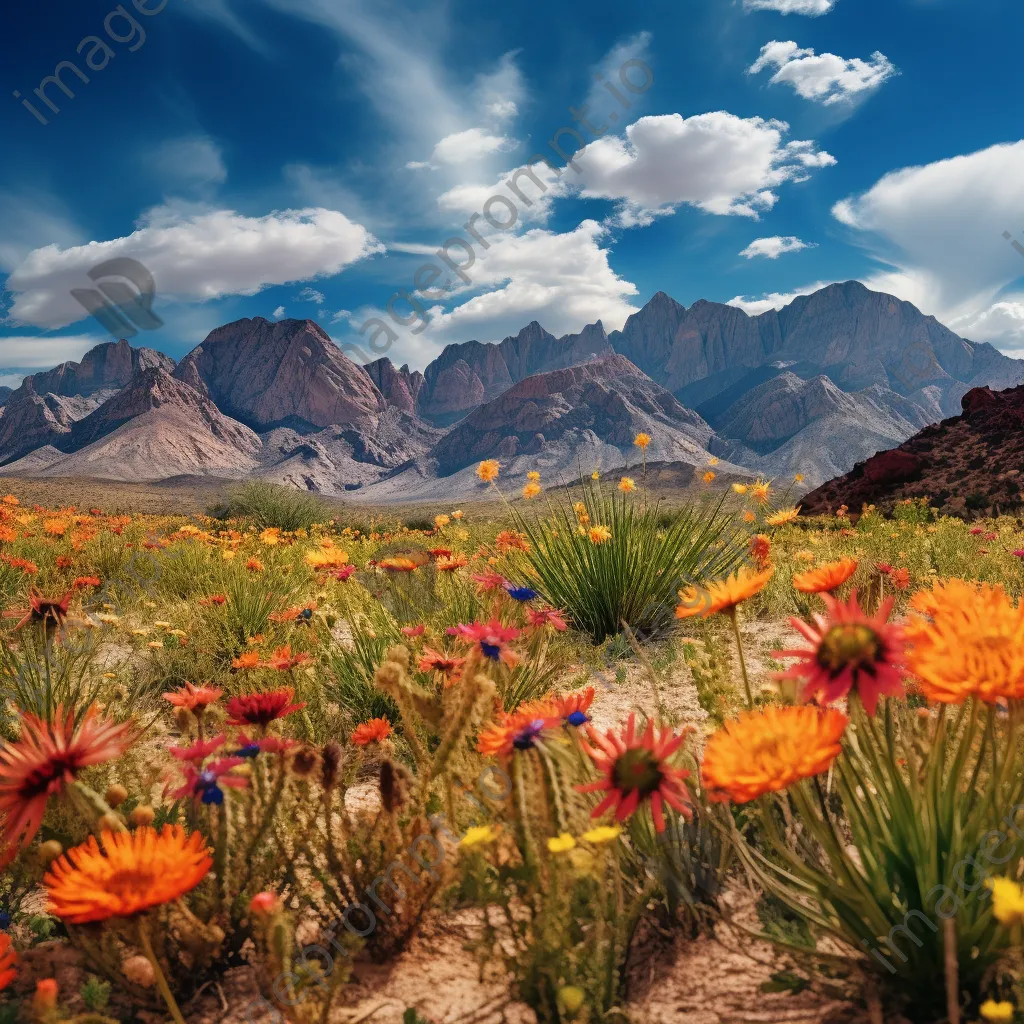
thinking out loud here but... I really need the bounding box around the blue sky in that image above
[2,0,1023,384]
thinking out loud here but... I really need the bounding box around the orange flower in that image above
[750,480,771,503]
[495,530,530,553]
[0,933,16,991]
[792,557,858,594]
[476,460,500,483]
[246,558,265,573]
[44,825,212,924]
[0,707,135,868]
[436,554,469,572]
[0,527,16,544]
[1,495,19,506]
[633,433,651,450]
[264,645,312,671]
[352,717,392,746]
[702,471,716,484]
[905,579,1024,704]
[675,566,773,620]
[377,556,420,572]
[231,650,261,670]
[890,567,911,590]
[418,648,466,685]
[701,705,848,804]
[42,519,68,537]
[749,534,771,568]
[765,507,800,527]
[163,682,223,712]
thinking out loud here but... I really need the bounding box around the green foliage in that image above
[208,480,335,532]
[512,479,746,643]
[80,975,112,1013]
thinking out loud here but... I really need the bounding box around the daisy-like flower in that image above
[987,877,1024,926]
[791,557,858,595]
[702,471,716,484]
[448,619,522,666]
[554,686,595,727]
[378,555,420,572]
[429,547,453,559]
[527,607,568,632]
[905,579,1024,704]
[305,548,349,570]
[472,570,508,594]
[4,591,73,632]
[675,566,773,620]
[588,525,612,545]
[225,689,306,728]
[749,534,771,568]
[633,433,651,450]
[162,681,223,713]
[476,459,500,483]
[579,714,692,833]
[72,576,101,590]
[44,825,212,924]
[264,645,312,671]
[581,825,621,845]
[231,651,261,671]
[701,705,848,804]
[504,583,539,602]
[0,933,15,991]
[459,824,498,848]
[765,507,800,527]
[979,1000,1015,1024]
[890,567,911,590]
[418,648,466,685]
[775,592,905,715]
[731,483,748,495]
[436,554,469,572]
[477,709,560,758]
[434,514,451,529]
[618,477,636,493]
[522,482,541,500]
[169,735,227,763]
[547,833,576,853]
[0,707,135,868]
[401,624,426,638]
[172,758,248,805]
[352,717,392,746]
[527,471,541,482]
[495,530,530,553]
[750,480,771,504]
[328,564,357,582]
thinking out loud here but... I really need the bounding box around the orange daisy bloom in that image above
[418,648,466,685]
[231,650,261,670]
[351,717,392,746]
[495,530,530,553]
[44,825,212,924]
[0,933,16,991]
[435,554,469,572]
[791,557,859,594]
[377,556,420,572]
[675,566,773,620]
[264,645,312,671]
[905,579,1024,704]
[0,707,135,868]
[701,705,848,804]
[477,708,560,758]
[163,682,223,712]
[765,507,800,527]
[579,714,693,833]
[476,459,500,483]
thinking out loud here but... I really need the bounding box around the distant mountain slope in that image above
[800,384,1024,518]
[21,339,174,399]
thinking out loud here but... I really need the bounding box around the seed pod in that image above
[379,758,409,814]
[291,747,318,778]
[321,742,342,790]
[105,783,128,807]
[130,805,156,827]
[38,840,63,865]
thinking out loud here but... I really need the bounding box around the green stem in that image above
[729,609,754,709]
[136,917,186,1024]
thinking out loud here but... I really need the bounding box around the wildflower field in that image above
[1,460,1024,1024]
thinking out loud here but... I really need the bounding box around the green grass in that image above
[207,480,336,532]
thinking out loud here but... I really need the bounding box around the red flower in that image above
[471,571,508,594]
[526,607,568,631]
[234,732,297,756]
[890,567,911,590]
[0,933,16,991]
[198,594,227,607]
[401,624,426,638]
[163,682,223,712]
[448,618,521,666]
[876,562,893,575]
[578,714,693,833]
[554,687,595,727]
[428,548,453,559]
[56,556,75,569]
[328,565,356,582]
[72,576,101,590]
[969,526,984,535]
[417,647,466,685]
[225,689,306,728]
[351,717,392,746]
[264,645,312,671]
[774,591,906,716]
[4,591,73,631]
[0,707,135,867]
[169,735,227,762]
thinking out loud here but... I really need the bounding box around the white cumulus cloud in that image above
[739,235,816,259]
[743,0,836,13]
[5,207,383,330]
[0,335,106,370]
[575,111,835,222]
[748,41,896,106]
[432,128,517,165]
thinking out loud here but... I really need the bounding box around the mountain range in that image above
[1,281,1021,500]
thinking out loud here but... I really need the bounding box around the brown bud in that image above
[105,783,129,807]
[174,707,192,733]
[321,742,342,790]
[38,840,63,865]
[379,759,409,814]
[291,747,318,778]
[130,805,156,827]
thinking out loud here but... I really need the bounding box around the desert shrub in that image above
[208,480,334,532]
[512,479,746,643]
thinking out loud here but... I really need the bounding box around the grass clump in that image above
[208,479,336,532]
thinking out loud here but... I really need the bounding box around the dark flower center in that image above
[611,748,663,797]
[566,710,589,727]
[512,719,546,750]
[817,624,882,677]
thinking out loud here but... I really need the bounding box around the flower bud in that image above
[130,805,156,827]
[557,986,585,1016]
[121,954,155,988]
[249,892,280,916]
[105,783,128,807]
[37,840,63,866]
[321,742,342,790]
[33,978,59,1015]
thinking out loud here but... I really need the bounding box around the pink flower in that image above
[401,624,426,638]
[169,734,226,763]
[448,618,522,666]
[970,526,984,535]
[527,607,568,631]
[171,758,248,804]
[471,571,508,594]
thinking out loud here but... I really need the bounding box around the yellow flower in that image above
[305,548,349,569]
[708,457,719,466]
[527,471,541,482]
[434,514,450,529]
[547,833,577,854]
[259,528,280,546]
[988,878,1024,926]
[751,480,771,503]
[222,549,236,560]
[588,525,612,545]
[794,473,805,483]
[476,459,500,482]
[702,471,716,484]
[459,825,498,848]
[633,432,651,450]
[742,510,757,524]
[980,1001,1015,1024]
[522,482,541,500]
[581,825,622,845]
[591,471,600,480]
[618,477,636,493]
[452,510,464,519]
[765,507,800,527]
[731,483,748,495]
